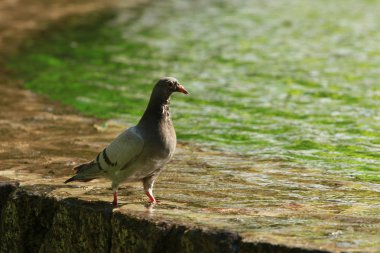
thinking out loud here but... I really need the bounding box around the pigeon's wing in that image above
[97,126,144,172]
[65,127,144,183]
[64,126,144,183]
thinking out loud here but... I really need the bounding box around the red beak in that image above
[176,84,189,95]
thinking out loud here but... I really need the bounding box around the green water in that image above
[10,0,380,182]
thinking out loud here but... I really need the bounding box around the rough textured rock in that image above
[238,242,327,253]
[39,199,113,253]
[0,183,329,253]
[0,184,114,253]
[0,184,58,252]
[0,183,242,253]
[111,213,241,253]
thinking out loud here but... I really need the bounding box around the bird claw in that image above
[147,199,160,207]
[145,200,159,209]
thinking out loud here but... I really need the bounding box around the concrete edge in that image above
[0,182,330,253]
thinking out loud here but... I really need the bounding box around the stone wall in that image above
[0,183,327,253]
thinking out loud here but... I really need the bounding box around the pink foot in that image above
[145,191,158,204]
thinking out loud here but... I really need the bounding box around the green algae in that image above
[8,0,380,182]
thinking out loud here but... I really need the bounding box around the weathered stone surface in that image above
[0,184,238,253]
[238,241,328,253]
[1,183,329,253]
[0,182,18,213]
[39,199,113,253]
[111,213,241,253]
[0,184,113,253]
[0,183,58,253]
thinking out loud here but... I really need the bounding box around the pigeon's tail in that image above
[64,176,77,184]
[64,161,100,184]
[73,162,90,172]
[64,175,94,183]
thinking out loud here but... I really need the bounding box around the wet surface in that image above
[9,0,380,183]
[0,1,380,252]
[0,82,379,251]
[0,0,119,58]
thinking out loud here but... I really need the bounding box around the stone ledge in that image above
[0,182,328,253]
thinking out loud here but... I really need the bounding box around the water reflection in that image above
[13,0,380,180]
[110,0,380,177]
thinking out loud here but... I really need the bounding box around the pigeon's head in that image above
[154,77,189,97]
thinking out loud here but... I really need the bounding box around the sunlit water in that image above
[11,0,380,182]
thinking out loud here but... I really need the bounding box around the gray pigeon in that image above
[65,77,188,206]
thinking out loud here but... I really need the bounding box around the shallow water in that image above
[10,0,380,182]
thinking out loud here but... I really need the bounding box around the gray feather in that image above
[64,77,188,204]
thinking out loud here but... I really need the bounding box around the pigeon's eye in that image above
[169,82,175,88]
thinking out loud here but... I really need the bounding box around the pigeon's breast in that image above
[117,117,177,182]
[130,122,176,178]
[159,119,177,157]
[147,128,176,160]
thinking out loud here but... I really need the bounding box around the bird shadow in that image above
[62,197,114,213]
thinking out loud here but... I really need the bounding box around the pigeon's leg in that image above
[145,188,156,203]
[112,182,119,207]
[143,174,159,204]
[112,191,118,207]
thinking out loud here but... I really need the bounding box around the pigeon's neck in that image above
[138,95,171,126]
